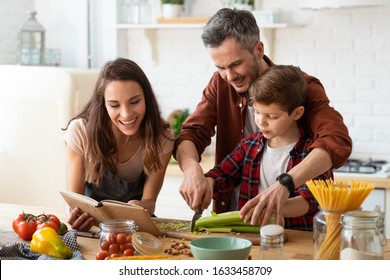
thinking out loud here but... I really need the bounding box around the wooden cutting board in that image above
[154,218,261,245]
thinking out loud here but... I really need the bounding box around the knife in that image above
[190,209,203,232]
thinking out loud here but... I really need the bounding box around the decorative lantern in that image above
[18,11,45,65]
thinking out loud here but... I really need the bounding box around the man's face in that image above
[208,37,261,93]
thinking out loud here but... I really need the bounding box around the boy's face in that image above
[253,102,304,146]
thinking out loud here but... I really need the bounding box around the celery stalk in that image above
[194,210,275,233]
[194,211,243,228]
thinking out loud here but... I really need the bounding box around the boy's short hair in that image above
[249,65,307,115]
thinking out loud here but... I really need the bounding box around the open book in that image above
[60,191,161,236]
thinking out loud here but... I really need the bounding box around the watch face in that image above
[280,175,289,184]
[278,174,294,193]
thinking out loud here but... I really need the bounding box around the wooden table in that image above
[1,203,389,260]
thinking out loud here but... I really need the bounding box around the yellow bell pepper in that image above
[30,227,73,259]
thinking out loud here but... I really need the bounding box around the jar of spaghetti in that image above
[340,210,386,260]
[313,208,349,260]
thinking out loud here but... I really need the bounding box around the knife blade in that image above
[190,209,203,232]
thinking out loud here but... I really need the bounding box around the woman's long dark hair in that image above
[64,58,171,184]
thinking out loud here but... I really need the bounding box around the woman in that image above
[63,58,174,231]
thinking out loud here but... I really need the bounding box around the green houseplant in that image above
[168,108,190,138]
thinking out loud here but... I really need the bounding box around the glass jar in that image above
[313,208,350,260]
[131,232,163,255]
[99,219,138,258]
[340,210,386,260]
[260,224,284,260]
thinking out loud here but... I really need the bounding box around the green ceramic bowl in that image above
[190,237,252,260]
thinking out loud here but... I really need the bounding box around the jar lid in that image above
[131,232,163,255]
[99,219,137,231]
[260,224,284,237]
[344,210,380,219]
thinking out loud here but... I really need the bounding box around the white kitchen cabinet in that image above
[0,65,98,208]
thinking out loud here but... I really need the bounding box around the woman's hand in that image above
[128,199,155,216]
[67,207,95,232]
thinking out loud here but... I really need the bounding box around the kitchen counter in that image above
[166,156,390,238]
[1,203,389,260]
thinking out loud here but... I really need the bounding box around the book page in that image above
[60,191,161,236]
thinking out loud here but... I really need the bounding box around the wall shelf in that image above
[94,2,291,66]
[115,22,288,30]
[115,23,290,63]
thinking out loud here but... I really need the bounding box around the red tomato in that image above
[36,214,61,232]
[116,233,126,244]
[100,241,110,251]
[108,243,119,255]
[123,248,135,256]
[110,253,120,259]
[12,213,37,241]
[125,234,132,243]
[96,250,109,260]
[106,232,117,244]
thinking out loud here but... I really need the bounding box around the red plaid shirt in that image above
[205,128,333,231]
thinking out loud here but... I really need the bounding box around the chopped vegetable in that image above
[194,211,275,233]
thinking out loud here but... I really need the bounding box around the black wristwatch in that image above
[276,173,295,195]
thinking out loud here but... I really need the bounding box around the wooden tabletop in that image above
[1,203,389,260]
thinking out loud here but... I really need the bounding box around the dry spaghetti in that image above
[306,179,375,260]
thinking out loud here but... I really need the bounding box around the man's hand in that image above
[240,181,290,226]
[179,163,213,211]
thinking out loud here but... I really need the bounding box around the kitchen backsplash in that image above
[1,0,389,161]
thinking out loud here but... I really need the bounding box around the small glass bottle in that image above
[340,210,386,260]
[260,224,284,260]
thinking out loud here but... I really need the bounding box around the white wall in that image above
[1,0,389,162]
[122,1,390,162]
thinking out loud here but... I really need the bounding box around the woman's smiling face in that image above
[104,80,146,137]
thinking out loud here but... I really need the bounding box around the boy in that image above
[205,65,333,230]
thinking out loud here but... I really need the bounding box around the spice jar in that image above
[340,210,386,260]
[98,219,138,259]
[260,224,284,260]
[313,208,350,260]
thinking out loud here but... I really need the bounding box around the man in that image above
[173,8,352,226]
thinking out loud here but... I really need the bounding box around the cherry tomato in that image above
[116,233,126,244]
[12,213,37,241]
[100,241,110,251]
[125,234,132,243]
[106,232,117,244]
[36,214,61,232]
[110,253,120,259]
[123,248,135,256]
[96,250,109,260]
[108,243,119,255]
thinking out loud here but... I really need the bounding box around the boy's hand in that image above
[240,182,290,226]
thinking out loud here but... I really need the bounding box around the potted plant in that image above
[232,0,254,11]
[161,0,184,18]
[168,108,189,138]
